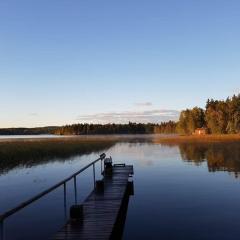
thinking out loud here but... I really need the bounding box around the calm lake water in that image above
[0,135,61,139]
[1,137,240,239]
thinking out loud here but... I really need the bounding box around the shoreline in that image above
[0,133,240,143]
[153,134,240,143]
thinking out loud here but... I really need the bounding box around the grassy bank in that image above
[1,134,240,175]
[0,137,116,174]
[153,134,240,143]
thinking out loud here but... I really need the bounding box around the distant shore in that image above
[0,133,240,143]
[153,134,240,143]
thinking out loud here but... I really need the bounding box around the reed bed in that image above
[153,134,240,144]
[0,137,117,174]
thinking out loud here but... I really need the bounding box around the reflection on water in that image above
[176,142,240,177]
[1,136,240,240]
[0,139,116,175]
[2,138,240,177]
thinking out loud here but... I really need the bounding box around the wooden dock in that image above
[54,163,134,240]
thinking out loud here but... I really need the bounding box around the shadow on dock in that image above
[111,181,134,240]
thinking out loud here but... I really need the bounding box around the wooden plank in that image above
[53,164,133,240]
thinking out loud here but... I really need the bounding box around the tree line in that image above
[1,94,239,136]
[0,127,58,135]
[177,94,240,134]
[0,122,177,135]
[54,121,177,135]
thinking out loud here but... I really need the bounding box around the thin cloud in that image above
[135,102,153,107]
[76,110,180,124]
[29,113,38,117]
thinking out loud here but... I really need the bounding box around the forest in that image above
[0,94,239,136]
[177,94,240,134]
[54,121,177,135]
[0,122,176,135]
[0,126,58,135]
[54,94,240,135]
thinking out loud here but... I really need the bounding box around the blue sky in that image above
[0,0,239,127]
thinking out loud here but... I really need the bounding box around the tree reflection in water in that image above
[175,142,240,178]
[0,139,116,175]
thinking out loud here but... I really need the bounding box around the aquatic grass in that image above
[0,137,117,174]
[153,134,240,143]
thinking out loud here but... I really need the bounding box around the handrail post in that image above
[0,219,4,240]
[74,176,77,205]
[63,183,67,220]
[93,163,96,188]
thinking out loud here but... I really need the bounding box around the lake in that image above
[1,136,240,239]
[0,135,62,139]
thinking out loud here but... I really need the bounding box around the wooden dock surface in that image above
[54,164,134,240]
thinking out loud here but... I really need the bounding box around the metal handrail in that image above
[0,153,106,222]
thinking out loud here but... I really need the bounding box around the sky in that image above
[0,0,240,127]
